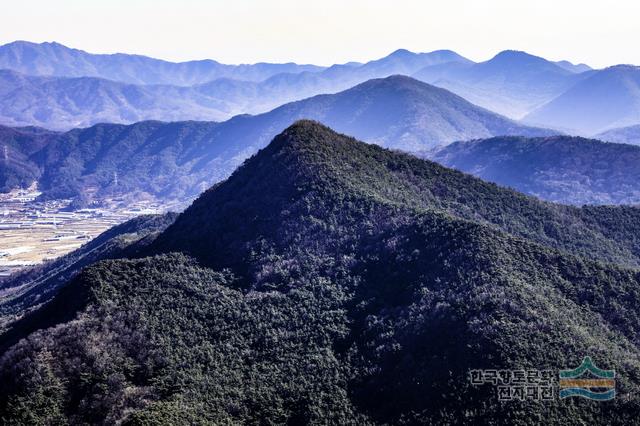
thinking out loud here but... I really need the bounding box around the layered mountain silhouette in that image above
[0,69,256,128]
[554,60,592,73]
[428,135,640,204]
[231,75,552,152]
[0,43,473,129]
[1,122,639,424]
[341,48,470,78]
[0,41,470,86]
[5,41,635,136]
[525,65,640,135]
[0,40,325,85]
[413,50,591,118]
[0,76,553,202]
[597,124,640,145]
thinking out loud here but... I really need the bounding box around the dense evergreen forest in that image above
[1,122,639,424]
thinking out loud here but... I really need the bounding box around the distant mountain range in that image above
[5,41,640,136]
[0,41,473,87]
[236,75,552,152]
[427,135,640,205]
[413,50,592,118]
[0,45,472,130]
[597,124,640,145]
[0,40,325,85]
[0,76,553,203]
[9,41,638,134]
[0,69,238,128]
[525,65,640,135]
[2,121,639,423]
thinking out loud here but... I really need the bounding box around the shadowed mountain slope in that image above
[414,50,591,118]
[0,213,177,343]
[1,122,640,423]
[427,135,640,205]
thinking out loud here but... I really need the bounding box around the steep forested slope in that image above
[1,122,639,424]
[156,123,640,269]
[0,213,177,344]
[0,125,56,191]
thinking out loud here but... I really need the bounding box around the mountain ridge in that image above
[153,121,640,270]
[0,40,326,85]
[1,41,624,133]
[427,135,640,204]
[413,50,592,118]
[597,124,640,145]
[0,48,474,130]
[525,65,640,135]
[0,76,554,202]
[1,121,639,423]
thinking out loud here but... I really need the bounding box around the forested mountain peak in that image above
[3,121,640,423]
[154,121,640,273]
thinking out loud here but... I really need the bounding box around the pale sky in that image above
[1,0,639,68]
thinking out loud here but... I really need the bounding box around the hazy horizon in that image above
[2,0,639,68]
[0,39,604,69]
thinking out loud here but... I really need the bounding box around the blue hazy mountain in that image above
[3,41,635,136]
[525,65,640,135]
[0,40,325,85]
[229,75,553,152]
[0,41,470,86]
[0,76,552,202]
[0,46,473,130]
[413,50,592,118]
[0,125,57,191]
[427,135,640,204]
[352,48,471,76]
[596,124,640,145]
[554,60,592,73]
[0,69,242,128]
[258,48,471,99]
